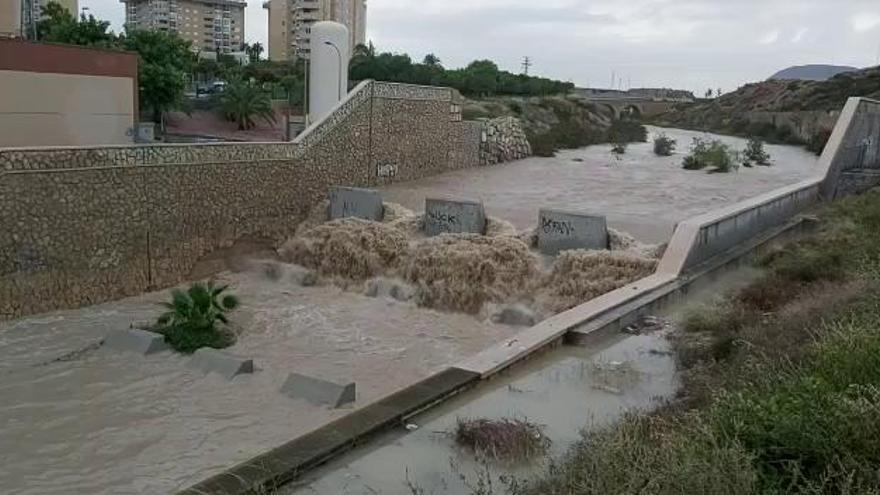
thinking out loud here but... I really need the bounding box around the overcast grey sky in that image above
[83,0,880,93]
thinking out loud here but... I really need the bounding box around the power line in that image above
[521,56,533,75]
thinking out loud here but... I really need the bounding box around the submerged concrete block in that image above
[103,329,169,355]
[537,209,608,255]
[329,186,384,221]
[424,198,486,236]
[281,372,356,408]
[188,348,255,380]
[490,304,537,327]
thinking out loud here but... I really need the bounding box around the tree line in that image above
[34,2,574,129]
[350,43,574,97]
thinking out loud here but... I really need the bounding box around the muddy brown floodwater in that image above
[381,126,820,243]
[0,268,512,494]
[0,128,815,494]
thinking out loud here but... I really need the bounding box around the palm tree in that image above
[156,282,240,353]
[157,282,239,331]
[219,80,277,130]
[246,42,264,63]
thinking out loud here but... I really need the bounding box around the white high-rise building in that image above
[264,0,366,61]
[121,0,246,54]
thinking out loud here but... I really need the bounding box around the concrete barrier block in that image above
[537,209,608,255]
[425,198,486,236]
[104,329,169,355]
[329,186,384,221]
[281,372,356,408]
[188,348,255,380]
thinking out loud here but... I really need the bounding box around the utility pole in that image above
[521,56,533,75]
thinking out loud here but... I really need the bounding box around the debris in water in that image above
[453,417,551,462]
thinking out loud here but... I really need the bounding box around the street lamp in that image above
[323,40,344,100]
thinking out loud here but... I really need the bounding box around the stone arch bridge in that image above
[579,96,681,119]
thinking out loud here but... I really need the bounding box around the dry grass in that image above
[279,218,409,281]
[535,250,657,314]
[403,235,538,314]
[454,418,551,462]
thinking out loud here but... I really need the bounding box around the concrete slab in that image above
[537,209,608,254]
[178,368,480,495]
[424,198,486,236]
[329,186,384,221]
[103,329,169,355]
[281,373,356,408]
[188,348,255,380]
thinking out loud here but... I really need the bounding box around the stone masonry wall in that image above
[479,116,532,166]
[0,81,485,319]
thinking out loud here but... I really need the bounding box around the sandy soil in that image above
[0,266,512,494]
[380,126,821,243]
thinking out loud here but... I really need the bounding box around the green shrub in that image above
[682,138,740,173]
[807,128,832,155]
[743,137,771,166]
[653,134,677,156]
[154,282,240,354]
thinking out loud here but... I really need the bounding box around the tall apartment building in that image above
[264,0,366,61]
[121,0,246,54]
[19,0,79,39]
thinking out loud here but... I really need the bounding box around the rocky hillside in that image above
[463,96,638,156]
[654,66,880,149]
[769,64,858,81]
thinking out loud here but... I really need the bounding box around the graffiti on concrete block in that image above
[427,210,460,232]
[377,160,398,179]
[541,217,576,236]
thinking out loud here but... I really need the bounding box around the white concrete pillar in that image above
[308,21,350,123]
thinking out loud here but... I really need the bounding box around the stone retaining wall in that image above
[479,116,532,165]
[0,81,488,319]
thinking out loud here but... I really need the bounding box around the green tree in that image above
[464,60,499,96]
[122,29,195,127]
[245,42,264,63]
[37,2,117,47]
[220,79,276,130]
[422,53,442,68]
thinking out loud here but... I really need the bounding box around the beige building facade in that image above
[121,0,245,54]
[264,0,366,61]
[0,39,138,147]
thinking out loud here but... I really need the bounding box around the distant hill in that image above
[651,66,880,145]
[769,65,858,81]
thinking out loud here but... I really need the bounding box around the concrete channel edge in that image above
[177,97,871,494]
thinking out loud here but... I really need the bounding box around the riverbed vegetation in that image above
[519,189,880,494]
[742,137,772,167]
[653,133,677,156]
[153,282,239,354]
[682,137,740,173]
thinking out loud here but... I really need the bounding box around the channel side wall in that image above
[0,81,495,319]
